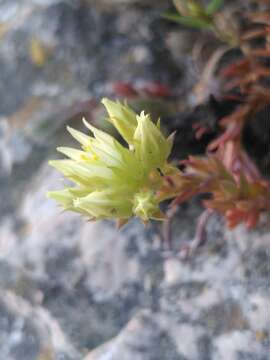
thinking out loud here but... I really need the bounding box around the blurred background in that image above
[0,0,270,359]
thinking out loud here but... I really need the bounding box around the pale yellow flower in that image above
[47,98,178,225]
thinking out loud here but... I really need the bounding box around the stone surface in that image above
[0,290,79,360]
[1,0,270,359]
[2,159,270,359]
[83,310,181,360]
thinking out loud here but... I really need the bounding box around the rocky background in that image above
[0,0,270,359]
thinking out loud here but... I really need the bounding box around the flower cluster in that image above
[47,99,178,226]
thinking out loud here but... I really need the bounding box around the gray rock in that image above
[0,290,79,360]
[3,159,270,358]
[83,310,183,360]
[1,0,270,359]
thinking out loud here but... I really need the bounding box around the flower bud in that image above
[133,191,165,221]
[134,112,173,172]
[102,98,137,146]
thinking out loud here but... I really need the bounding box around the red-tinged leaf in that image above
[238,172,250,197]
[164,176,176,188]
[245,210,260,229]
[192,123,201,130]
[235,200,252,212]
[227,217,242,229]
[226,208,247,223]
[195,126,208,139]
[241,28,267,41]
[248,183,268,198]
[249,12,270,25]
[219,180,238,198]
[221,140,238,172]
[209,155,223,169]
[221,58,251,78]
[111,82,138,97]
[203,199,232,213]
[138,82,173,98]
[238,150,261,182]
[225,208,237,220]
[208,132,231,151]
[172,189,198,206]
[208,114,246,152]
[223,78,243,92]
[182,156,213,174]
[248,48,270,58]
[241,68,270,87]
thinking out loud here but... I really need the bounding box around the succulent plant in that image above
[47,99,179,226]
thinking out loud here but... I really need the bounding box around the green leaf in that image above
[164,13,213,30]
[206,0,223,15]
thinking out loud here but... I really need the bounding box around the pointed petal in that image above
[101,98,137,145]
[83,118,115,145]
[57,147,89,161]
[67,126,92,148]
[47,189,73,208]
